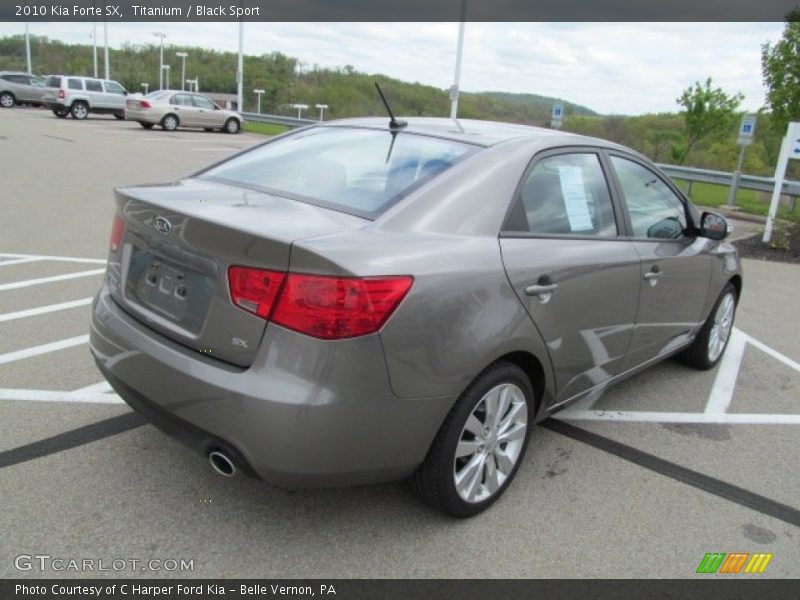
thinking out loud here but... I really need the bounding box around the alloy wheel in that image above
[708,292,735,362]
[453,382,528,503]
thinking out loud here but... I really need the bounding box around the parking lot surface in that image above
[1,108,798,578]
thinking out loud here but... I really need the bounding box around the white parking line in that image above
[73,381,113,394]
[0,388,122,404]
[0,253,106,265]
[0,298,93,323]
[0,335,88,366]
[556,410,800,425]
[705,330,748,414]
[0,257,44,267]
[0,269,105,292]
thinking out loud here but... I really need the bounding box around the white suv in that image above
[41,75,128,120]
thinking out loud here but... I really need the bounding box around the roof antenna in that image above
[375,82,407,130]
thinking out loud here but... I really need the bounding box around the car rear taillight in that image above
[228,267,286,319]
[109,215,125,252]
[58,89,65,99]
[139,100,151,109]
[228,267,413,340]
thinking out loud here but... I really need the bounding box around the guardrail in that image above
[241,112,317,127]
[657,163,800,200]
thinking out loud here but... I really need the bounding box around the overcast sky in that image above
[0,22,784,115]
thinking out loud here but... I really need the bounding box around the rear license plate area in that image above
[125,246,214,332]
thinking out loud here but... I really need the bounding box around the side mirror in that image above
[700,211,729,241]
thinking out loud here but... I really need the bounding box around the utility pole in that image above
[315,103,329,121]
[449,0,467,121]
[24,22,32,75]
[176,52,188,91]
[103,19,109,79]
[91,22,98,77]
[237,19,244,112]
[153,32,166,89]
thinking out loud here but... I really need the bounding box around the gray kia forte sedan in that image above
[90,118,741,517]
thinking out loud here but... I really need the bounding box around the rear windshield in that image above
[199,127,479,218]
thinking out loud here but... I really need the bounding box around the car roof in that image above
[322,117,609,148]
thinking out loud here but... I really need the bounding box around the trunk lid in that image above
[110,178,367,367]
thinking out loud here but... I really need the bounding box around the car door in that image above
[499,150,642,403]
[84,79,105,109]
[607,154,712,371]
[191,94,222,128]
[169,93,200,126]
[102,80,127,111]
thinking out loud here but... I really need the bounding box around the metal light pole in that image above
[162,65,170,90]
[449,0,467,121]
[24,22,32,75]
[292,103,308,118]
[103,19,109,79]
[176,52,188,91]
[141,82,149,94]
[91,23,98,77]
[315,103,329,121]
[253,89,264,113]
[153,32,166,89]
[236,20,244,111]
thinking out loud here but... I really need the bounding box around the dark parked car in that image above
[90,118,741,517]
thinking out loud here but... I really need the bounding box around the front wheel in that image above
[412,361,534,517]
[678,283,738,370]
[224,117,240,134]
[161,114,179,131]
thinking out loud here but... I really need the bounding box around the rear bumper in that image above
[42,100,68,110]
[90,283,454,487]
[125,108,159,123]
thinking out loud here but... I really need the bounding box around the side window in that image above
[170,94,193,106]
[104,81,125,94]
[45,76,61,88]
[192,95,215,109]
[610,156,687,240]
[85,79,103,92]
[68,78,83,90]
[507,153,618,237]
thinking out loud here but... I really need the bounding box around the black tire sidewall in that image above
[225,118,240,134]
[162,115,178,131]
[0,92,15,107]
[71,102,88,119]
[433,362,534,518]
[688,283,738,370]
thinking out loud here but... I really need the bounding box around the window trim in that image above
[499,146,626,241]
[604,150,699,243]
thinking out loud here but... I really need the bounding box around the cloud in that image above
[0,21,783,114]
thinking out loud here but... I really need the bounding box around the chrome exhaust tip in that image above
[208,450,236,477]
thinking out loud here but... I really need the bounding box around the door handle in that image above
[644,266,661,286]
[525,283,559,297]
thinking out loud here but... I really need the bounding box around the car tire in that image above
[677,283,738,370]
[113,112,125,120]
[224,118,241,134]
[139,122,154,129]
[52,108,69,118]
[204,128,214,132]
[0,92,15,108]
[412,361,534,518]
[161,114,179,131]
[70,101,89,120]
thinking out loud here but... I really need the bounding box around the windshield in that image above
[199,126,479,218]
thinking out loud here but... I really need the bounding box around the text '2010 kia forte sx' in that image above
[90,118,741,517]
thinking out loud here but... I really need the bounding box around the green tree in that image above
[674,77,743,163]
[761,10,800,131]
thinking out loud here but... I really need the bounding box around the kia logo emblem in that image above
[154,216,172,234]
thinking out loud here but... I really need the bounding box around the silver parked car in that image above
[90,118,741,517]
[0,71,50,107]
[41,75,127,119]
[125,90,243,133]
